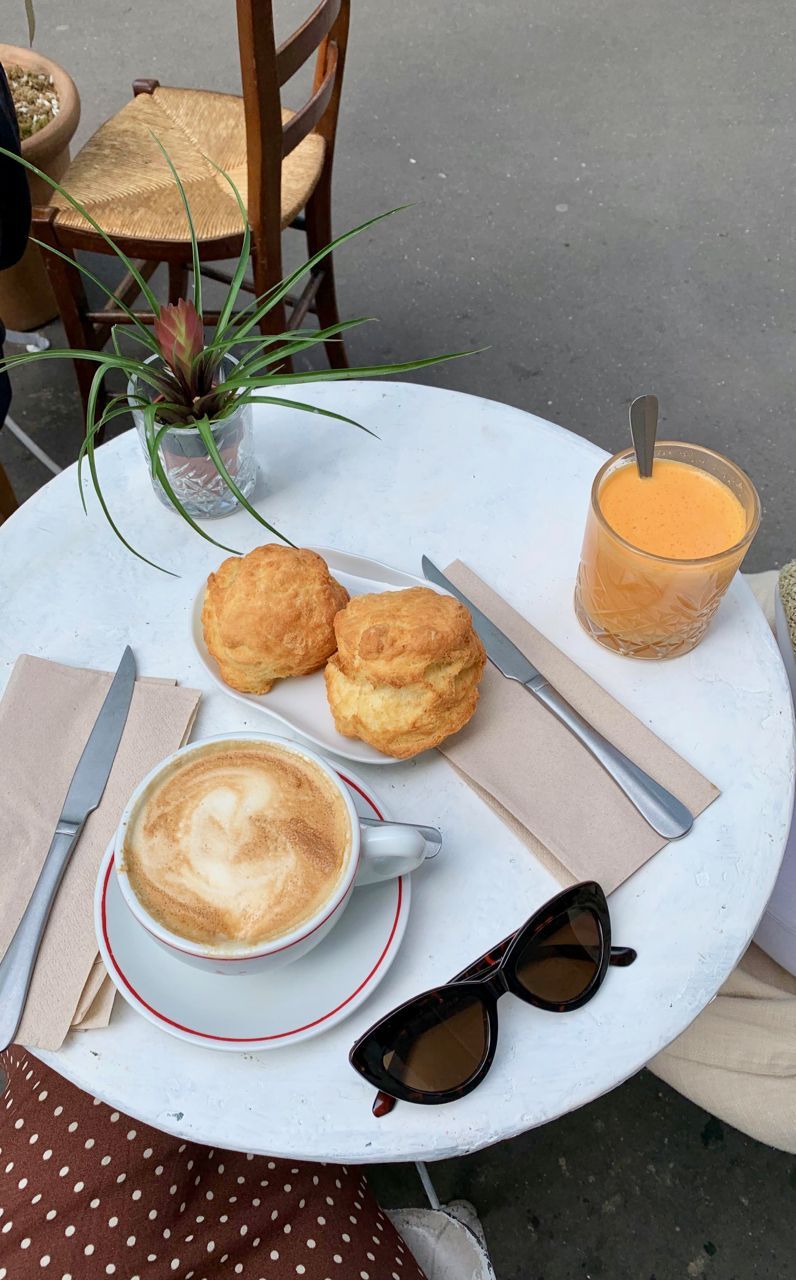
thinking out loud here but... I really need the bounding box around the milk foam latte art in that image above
[121,739,352,948]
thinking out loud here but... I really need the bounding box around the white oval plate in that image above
[190,546,446,765]
[95,768,411,1052]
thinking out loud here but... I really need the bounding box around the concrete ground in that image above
[1,1,795,1276]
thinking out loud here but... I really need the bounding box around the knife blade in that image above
[62,645,137,823]
[0,646,137,1049]
[421,558,693,840]
[422,556,544,687]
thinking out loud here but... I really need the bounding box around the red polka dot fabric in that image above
[0,1049,426,1280]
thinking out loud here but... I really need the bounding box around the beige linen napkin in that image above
[439,562,719,892]
[0,655,200,1051]
[72,955,117,1031]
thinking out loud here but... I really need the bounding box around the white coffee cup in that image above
[114,732,441,975]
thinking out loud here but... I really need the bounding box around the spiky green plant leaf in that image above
[151,134,202,315]
[0,144,480,573]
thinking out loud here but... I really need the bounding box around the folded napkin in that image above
[0,655,201,1051]
[439,562,719,892]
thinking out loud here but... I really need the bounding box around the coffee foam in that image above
[122,740,352,948]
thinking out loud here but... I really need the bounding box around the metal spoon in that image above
[629,393,659,478]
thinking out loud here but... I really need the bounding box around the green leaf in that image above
[116,325,161,361]
[83,391,176,574]
[203,156,251,339]
[28,237,159,349]
[0,347,120,372]
[195,416,295,546]
[152,453,242,557]
[233,393,378,437]
[112,326,169,387]
[151,134,202,316]
[0,146,161,316]
[239,347,487,389]
[0,346,169,388]
[77,365,109,512]
[202,330,322,355]
[225,206,411,345]
[25,0,35,44]
[140,409,245,556]
[77,384,150,513]
[228,317,375,379]
[77,424,100,515]
[141,402,165,477]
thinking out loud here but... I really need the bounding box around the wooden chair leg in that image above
[168,263,188,304]
[252,256,293,374]
[0,458,18,523]
[304,173,349,369]
[33,208,106,424]
[132,78,160,97]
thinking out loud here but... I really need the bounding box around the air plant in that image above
[0,141,478,572]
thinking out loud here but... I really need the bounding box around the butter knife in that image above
[0,647,137,1050]
[421,559,693,840]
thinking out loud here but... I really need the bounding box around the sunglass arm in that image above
[373,1089,396,1117]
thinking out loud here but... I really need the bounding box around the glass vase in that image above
[129,358,257,520]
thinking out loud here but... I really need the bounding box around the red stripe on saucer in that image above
[101,777,402,1044]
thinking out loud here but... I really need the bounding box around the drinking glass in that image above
[574,442,760,659]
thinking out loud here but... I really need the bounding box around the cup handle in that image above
[355,819,442,886]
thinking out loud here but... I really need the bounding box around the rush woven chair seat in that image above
[33,0,351,416]
[50,88,326,243]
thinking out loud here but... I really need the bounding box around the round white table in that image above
[1,382,793,1164]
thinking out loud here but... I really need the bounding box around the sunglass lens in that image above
[379,988,490,1095]
[515,906,602,1004]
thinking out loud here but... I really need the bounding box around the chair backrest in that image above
[235,0,350,255]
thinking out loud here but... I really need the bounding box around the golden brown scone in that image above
[202,545,349,694]
[324,587,486,758]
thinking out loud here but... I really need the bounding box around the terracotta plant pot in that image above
[0,43,80,331]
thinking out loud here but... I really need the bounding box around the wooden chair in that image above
[0,459,18,524]
[32,0,351,418]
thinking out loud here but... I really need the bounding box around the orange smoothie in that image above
[598,459,747,560]
[574,445,759,659]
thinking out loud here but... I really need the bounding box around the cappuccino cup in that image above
[114,733,440,975]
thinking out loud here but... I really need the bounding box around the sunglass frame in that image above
[349,881,617,1107]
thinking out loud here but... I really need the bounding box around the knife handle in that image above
[524,678,694,840]
[0,822,82,1051]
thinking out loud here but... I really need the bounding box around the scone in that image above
[324,587,486,758]
[202,544,349,694]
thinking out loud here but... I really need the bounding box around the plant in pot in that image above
[0,3,81,329]
[0,142,477,572]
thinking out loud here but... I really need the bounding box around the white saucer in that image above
[190,546,447,765]
[94,768,411,1052]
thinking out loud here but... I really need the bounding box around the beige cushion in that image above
[649,945,796,1152]
[649,566,796,1150]
[52,86,325,242]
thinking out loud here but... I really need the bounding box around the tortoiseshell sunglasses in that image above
[349,881,636,1114]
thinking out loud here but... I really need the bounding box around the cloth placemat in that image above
[0,655,200,1051]
[439,562,719,892]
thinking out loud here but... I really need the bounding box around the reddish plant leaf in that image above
[153,298,204,390]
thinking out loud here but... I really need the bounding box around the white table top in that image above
[2,381,794,1164]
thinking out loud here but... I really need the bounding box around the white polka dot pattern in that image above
[0,1049,426,1280]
